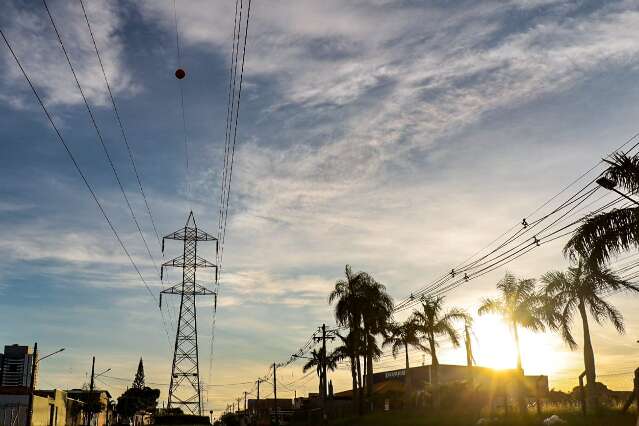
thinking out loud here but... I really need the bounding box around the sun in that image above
[472,314,565,376]
[473,314,518,370]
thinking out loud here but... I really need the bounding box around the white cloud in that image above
[1,0,135,107]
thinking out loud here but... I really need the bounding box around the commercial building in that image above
[0,345,36,387]
[335,364,549,411]
[0,387,112,426]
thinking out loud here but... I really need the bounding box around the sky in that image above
[2,0,639,415]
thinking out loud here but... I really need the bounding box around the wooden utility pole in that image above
[273,363,278,426]
[26,342,38,426]
[244,392,247,412]
[256,379,263,417]
[88,356,96,426]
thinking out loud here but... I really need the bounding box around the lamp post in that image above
[596,177,639,206]
[26,345,66,426]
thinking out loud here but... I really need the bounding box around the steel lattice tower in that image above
[160,211,217,415]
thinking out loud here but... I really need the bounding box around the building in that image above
[334,364,549,411]
[369,364,548,394]
[0,388,112,426]
[0,388,83,426]
[66,389,112,426]
[0,345,36,387]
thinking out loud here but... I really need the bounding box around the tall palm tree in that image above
[359,274,393,404]
[413,296,469,408]
[478,272,545,414]
[565,152,639,266]
[329,265,365,414]
[330,331,359,412]
[382,317,427,396]
[540,260,638,413]
[478,273,545,371]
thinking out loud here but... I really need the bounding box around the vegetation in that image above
[329,265,393,414]
[115,358,161,423]
[412,296,468,407]
[565,152,639,267]
[541,260,639,413]
[382,316,426,393]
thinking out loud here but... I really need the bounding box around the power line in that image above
[40,0,160,273]
[0,25,173,349]
[172,0,190,202]
[77,0,163,254]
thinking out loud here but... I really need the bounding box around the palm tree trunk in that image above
[404,341,411,409]
[512,322,527,415]
[512,322,523,371]
[350,356,357,415]
[429,334,440,409]
[356,354,363,415]
[578,300,598,413]
[366,351,373,411]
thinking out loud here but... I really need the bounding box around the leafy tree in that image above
[413,296,469,408]
[382,317,427,396]
[116,387,160,422]
[133,358,145,389]
[478,272,545,414]
[564,152,639,266]
[541,260,638,412]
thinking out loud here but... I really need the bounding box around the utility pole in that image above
[87,356,96,426]
[160,212,218,415]
[273,363,278,426]
[313,324,335,422]
[244,392,247,412]
[25,342,37,426]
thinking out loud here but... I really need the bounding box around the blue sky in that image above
[2,0,639,413]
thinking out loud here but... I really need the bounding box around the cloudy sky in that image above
[2,0,639,414]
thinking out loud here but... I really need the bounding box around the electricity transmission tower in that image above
[160,211,218,415]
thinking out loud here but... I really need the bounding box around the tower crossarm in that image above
[161,282,216,296]
[160,256,218,280]
[162,228,217,242]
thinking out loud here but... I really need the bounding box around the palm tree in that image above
[478,272,545,414]
[478,273,545,371]
[413,296,469,408]
[329,265,365,413]
[303,348,333,398]
[540,260,638,413]
[330,331,359,412]
[565,152,639,266]
[359,274,393,405]
[382,317,427,397]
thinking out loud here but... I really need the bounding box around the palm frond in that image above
[564,207,639,266]
[604,152,639,194]
[478,297,503,316]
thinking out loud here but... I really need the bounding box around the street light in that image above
[38,348,65,362]
[291,354,312,361]
[596,177,639,206]
[27,345,66,426]
[94,368,111,379]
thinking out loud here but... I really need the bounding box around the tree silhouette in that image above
[133,358,145,389]
[541,260,638,413]
[413,296,468,408]
[382,317,427,399]
[565,152,639,266]
[478,272,545,414]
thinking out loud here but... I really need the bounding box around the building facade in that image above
[0,345,36,387]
